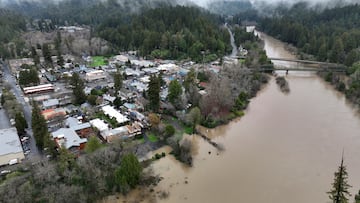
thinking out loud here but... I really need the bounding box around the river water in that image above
[107,32,360,203]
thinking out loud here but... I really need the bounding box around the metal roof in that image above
[0,128,23,156]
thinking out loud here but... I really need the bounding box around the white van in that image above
[8,159,18,165]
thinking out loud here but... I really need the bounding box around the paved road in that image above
[0,109,11,129]
[225,23,238,58]
[0,60,41,161]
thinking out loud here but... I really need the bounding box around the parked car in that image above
[0,170,11,176]
[8,159,18,165]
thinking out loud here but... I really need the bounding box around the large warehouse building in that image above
[0,128,24,166]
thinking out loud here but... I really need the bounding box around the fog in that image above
[0,0,358,11]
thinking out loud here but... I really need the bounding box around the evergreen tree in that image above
[184,68,196,92]
[113,71,123,96]
[18,68,40,86]
[31,102,48,150]
[327,155,351,203]
[355,190,360,203]
[70,72,86,105]
[84,136,103,153]
[168,79,183,106]
[15,112,28,135]
[114,153,142,192]
[147,74,160,112]
[42,43,52,65]
[187,107,201,131]
[31,46,40,65]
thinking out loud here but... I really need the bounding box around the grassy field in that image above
[90,56,108,67]
[147,133,158,143]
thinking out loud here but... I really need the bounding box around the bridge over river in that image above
[254,57,347,72]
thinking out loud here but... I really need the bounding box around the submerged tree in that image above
[327,154,351,203]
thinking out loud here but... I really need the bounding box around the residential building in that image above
[89,119,109,132]
[85,70,106,82]
[101,105,129,125]
[100,126,129,143]
[51,128,87,155]
[42,99,59,110]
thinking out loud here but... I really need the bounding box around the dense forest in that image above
[0,9,26,58]
[2,1,231,61]
[207,0,253,16]
[97,6,231,61]
[257,3,360,66]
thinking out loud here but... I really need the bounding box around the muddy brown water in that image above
[105,32,360,203]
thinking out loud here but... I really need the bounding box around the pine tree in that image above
[42,43,53,65]
[327,155,351,203]
[31,102,48,150]
[31,46,40,65]
[147,74,160,112]
[355,190,360,203]
[15,112,28,135]
[168,79,183,106]
[113,71,123,96]
[70,73,86,105]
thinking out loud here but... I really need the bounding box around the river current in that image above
[106,32,360,203]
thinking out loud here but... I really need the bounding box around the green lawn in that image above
[147,133,158,143]
[183,126,194,134]
[90,56,108,67]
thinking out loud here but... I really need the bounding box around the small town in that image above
[1,0,360,203]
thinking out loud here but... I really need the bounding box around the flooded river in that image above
[108,33,360,203]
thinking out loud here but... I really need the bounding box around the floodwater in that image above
[107,32,360,203]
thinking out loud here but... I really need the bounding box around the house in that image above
[102,105,129,125]
[130,60,154,68]
[71,123,93,138]
[65,117,81,127]
[129,111,146,121]
[126,122,142,137]
[125,68,144,77]
[44,72,57,82]
[129,81,148,92]
[103,94,116,103]
[89,119,109,132]
[100,126,129,143]
[157,63,179,73]
[113,55,129,64]
[85,70,106,82]
[41,108,67,121]
[51,128,87,155]
[42,99,59,110]
[0,128,24,166]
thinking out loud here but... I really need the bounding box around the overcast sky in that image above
[193,0,355,7]
[0,0,356,8]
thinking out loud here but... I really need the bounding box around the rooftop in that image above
[51,128,87,149]
[42,99,59,108]
[0,128,23,156]
[102,105,129,124]
[101,126,128,138]
[89,118,109,132]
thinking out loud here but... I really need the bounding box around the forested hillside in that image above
[97,6,231,61]
[0,9,26,58]
[207,0,253,16]
[258,3,360,66]
[3,1,230,61]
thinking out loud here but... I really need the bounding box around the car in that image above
[24,150,31,155]
[9,159,18,165]
[21,136,29,142]
[0,170,11,176]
